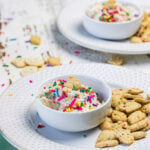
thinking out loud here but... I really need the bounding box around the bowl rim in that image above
[84,0,143,25]
[36,74,112,115]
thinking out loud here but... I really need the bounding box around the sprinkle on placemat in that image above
[1,83,5,87]
[8,92,13,96]
[69,60,73,64]
[37,124,45,129]
[25,40,31,43]
[29,80,33,83]
[9,38,17,41]
[83,134,87,138]
[3,64,9,67]
[33,46,38,50]
[16,55,22,58]
[65,42,69,46]
[74,50,80,54]
[31,93,34,96]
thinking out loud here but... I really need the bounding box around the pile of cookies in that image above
[130,11,150,43]
[96,88,150,148]
[11,56,61,77]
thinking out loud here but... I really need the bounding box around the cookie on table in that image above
[142,120,150,131]
[107,108,113,117]
[11,58,26,68]
[129,119,148,132]
[30,35,41,45]
[141,103,150,114]
[128,111,146,125]
[125,101,141,114]
[112,110,127,122]
[95,140,119,148]
[100,117,113,130]
[97,130,116,142]
[47,56,61,66]
[115,128,134,145]
[128,88,144,95]
[123,93,143,100]
[20,66,38,77]
[25,56,44,67]
[132,131,146,140]
[134,97,150,104]
[112,121,129,130]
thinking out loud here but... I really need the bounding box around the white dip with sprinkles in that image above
[40,76,102,112]
[86,0,139,22]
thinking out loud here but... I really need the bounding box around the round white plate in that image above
[57,0,150,55]
[0,63,150,150]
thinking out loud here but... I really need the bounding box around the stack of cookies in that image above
[96,88,150,148]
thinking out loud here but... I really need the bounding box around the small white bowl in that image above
[36,75,111,132]
[83,1,143,40]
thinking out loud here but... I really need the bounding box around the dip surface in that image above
[86,0,139,22]
[40,76,101,112]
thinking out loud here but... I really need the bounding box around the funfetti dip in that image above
[40,76,102,112]
[86,0,139,23]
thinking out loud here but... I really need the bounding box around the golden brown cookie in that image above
[128,88,144,95]
[125,101,141,114]
[100,117,113,130]
[112,110,127,122]
[97,130,116,142]
[95,140,119,148]
[47,56,61,66]
[30,35,41,45]
[132,131,146,140]
[141,103,150,114]
[11,58,26,68]
[142,120,150,131]
[20,66,38,77]
[25,56,44,67]
[128,111,146,125]
[115,129,134,145]
[129,120,148,132]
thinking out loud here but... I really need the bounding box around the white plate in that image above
[57,0,150,55]
[0,63,150,150]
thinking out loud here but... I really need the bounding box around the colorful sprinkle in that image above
[29,80,33,83]
[65,42,69,46]
[16,55,22,58]
[3,64,9,67]
[74,50,80,54]
[9,38,17,41]
[37,124,45,128]
[1,83,5,87]
[31,93,34,96]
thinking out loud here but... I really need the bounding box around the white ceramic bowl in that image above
[83,1,143,40]
[36,75,111,132]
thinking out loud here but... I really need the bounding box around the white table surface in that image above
[0,0,150,149]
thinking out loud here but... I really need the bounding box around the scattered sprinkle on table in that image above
[9,38,17,41]
[74,51,80,54]
[83,134,87,138]
[1,83,5,87]
[69,60,73,64]
[37,124,45,128]
[3,64,9,67]
[31,93,34,96]
[33,46,38,50]
[65,42,69,46]
[29,80,33,83]
[16,55,22,58]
